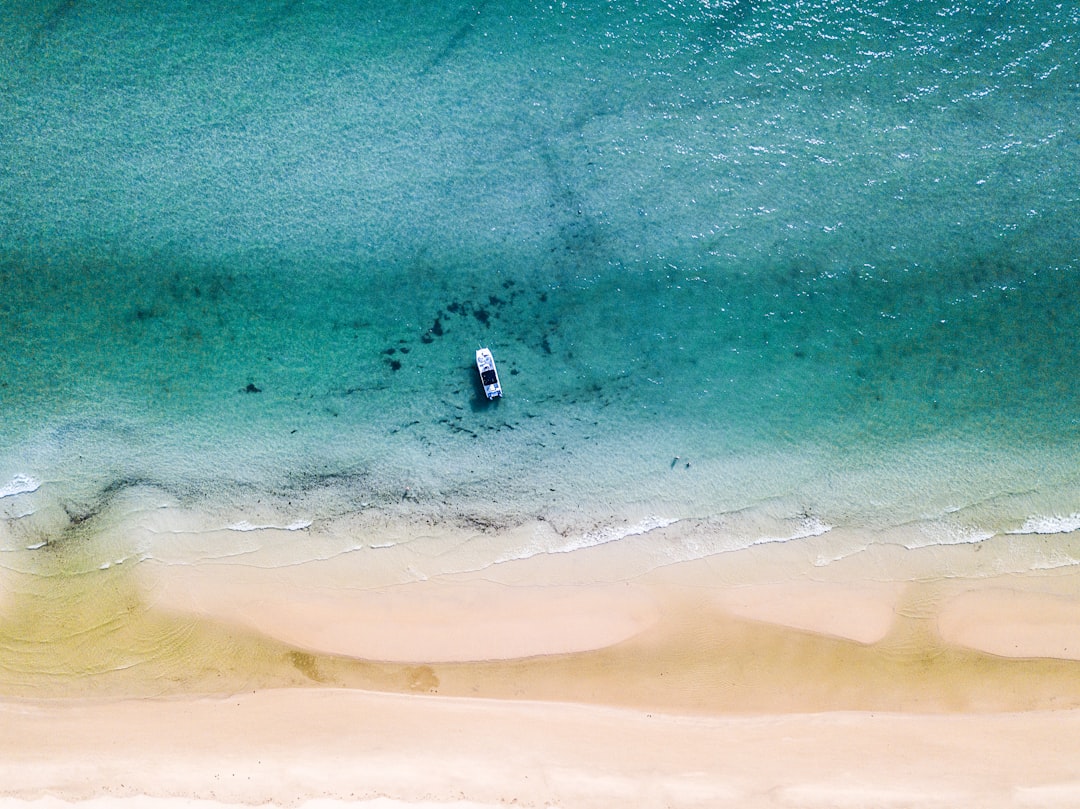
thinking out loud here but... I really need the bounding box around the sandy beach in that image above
[3,519,1080,807]
[5,692,1080,809]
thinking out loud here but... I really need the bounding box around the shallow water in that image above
[2,0,1079,565]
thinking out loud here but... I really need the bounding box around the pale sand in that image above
[3,691,1080,808]
[4,521,1080,805]
[135,521,1080,671]
[139,563,660,663]
[938,588,1080,660]
[710,579,906,644]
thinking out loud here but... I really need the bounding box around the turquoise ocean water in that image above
[2,0,1079,573]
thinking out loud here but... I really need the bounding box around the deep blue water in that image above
[2,0,1079,552]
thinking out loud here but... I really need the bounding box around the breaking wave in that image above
[227,520,313,532]
[0,474,41,499]
[1008,514,1080,536]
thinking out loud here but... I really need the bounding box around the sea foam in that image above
[1008,514,1080,536]
[570,516,683,553]
[227,520,313,532]
[751,515,833,546]
[0,474,41,499]
[503,516,681,563]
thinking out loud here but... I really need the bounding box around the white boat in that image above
[475,347,502,399]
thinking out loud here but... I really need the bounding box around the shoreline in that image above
[2,516,1080,703]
